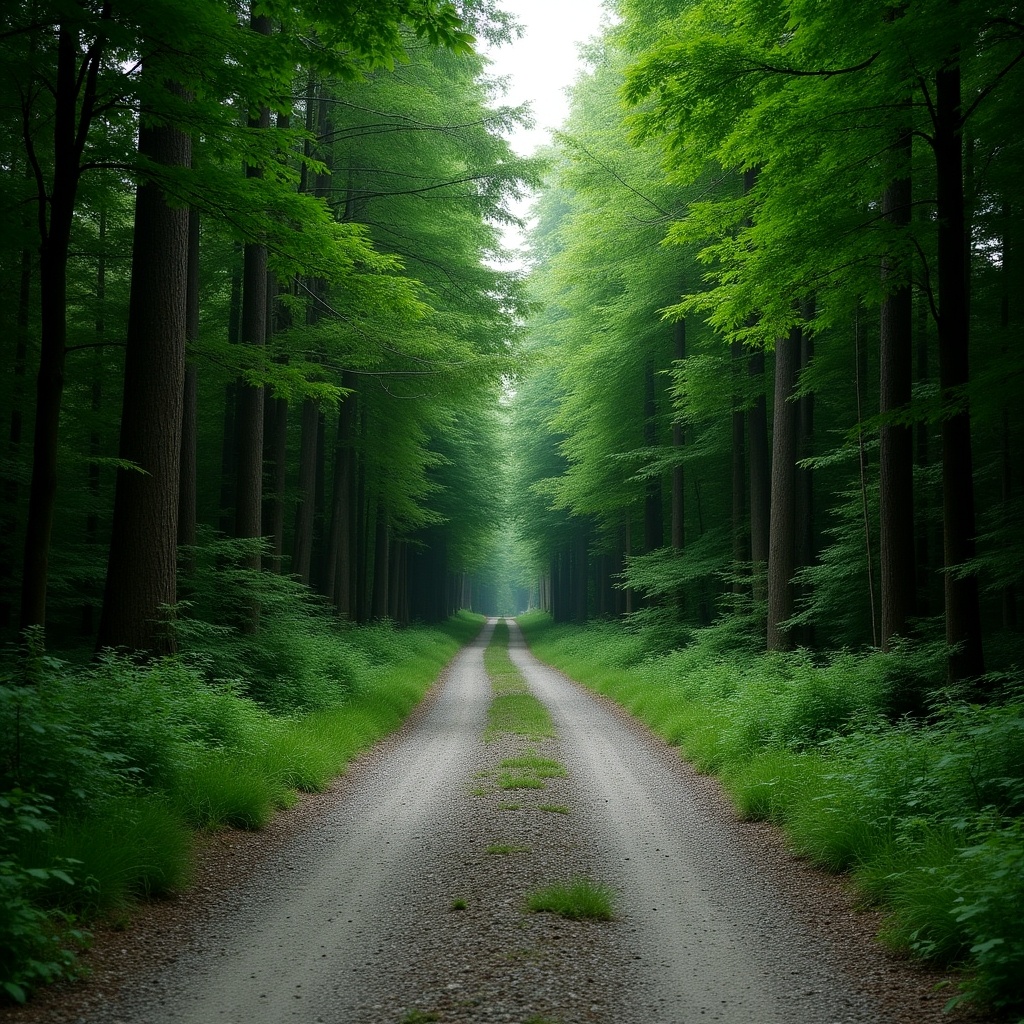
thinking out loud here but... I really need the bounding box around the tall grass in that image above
[518,611,1024,1015]
[0,609,483,1002]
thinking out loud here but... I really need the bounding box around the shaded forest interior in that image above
[2,0,1024,1015]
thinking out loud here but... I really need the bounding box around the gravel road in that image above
[2,618,995,1024]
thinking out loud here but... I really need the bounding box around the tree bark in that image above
[767,327,799,651]
[97,76,190,655]
[748,348,770,613]
[233,8,272,621]
[731,340,747,598]
[879,121,916,649]
[934,56,985,683]
[20,21,106,632]
[178,205,200,558]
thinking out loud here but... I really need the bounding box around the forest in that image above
[1,0,1023,1015]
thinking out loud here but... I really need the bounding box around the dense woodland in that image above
[515,0,1024,693]
[2,0,1023,1013]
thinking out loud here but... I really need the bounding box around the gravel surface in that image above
[0,619,1001,1024]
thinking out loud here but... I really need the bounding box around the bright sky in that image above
[480,0,608,158]
[478,0,608,261]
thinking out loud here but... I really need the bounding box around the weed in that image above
[538,804,570,815]
[485,843,529,855]
[402,1010,440,1023]
[499,752,566,778]
[449,897,467,911]
[526,878,614,921]
[498,802,521,811]
[498,774,545,790]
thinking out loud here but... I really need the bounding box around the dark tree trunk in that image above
[82,202,106,635]
[731,340,747,598]
[218,247,242,535]
[767,327,799,651]
[20,23,105,632]
[879,122,916,649]
[643,359,663,553]
[97,77,190,655]
[1000,205,1017,629]
[178,205,200,560]
[371,506,389,619]
[748,348,770,613]
[232,9,272,617]
[326,386,356,617]
[671,320,685,553]
[292,398,319,585]
[795,311,815,646]
[934,57,985,683]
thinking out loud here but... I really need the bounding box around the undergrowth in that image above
[0,597,482,1003]
[518,610,1024,1015]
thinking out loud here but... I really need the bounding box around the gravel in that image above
[0,619,1001,1024]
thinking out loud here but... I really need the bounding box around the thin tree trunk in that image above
[934,57,985,684]
[731,339,747,599]
[233,8,272,621]
[748,348,770,613]
[767,327,800,651]
[178,205,200,562]
[879,121,916,649]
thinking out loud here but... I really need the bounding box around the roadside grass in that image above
[517,611,1024,1015]
[0,611,483,1002]
[525,878,615,921]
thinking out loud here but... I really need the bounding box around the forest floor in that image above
[0,620,1000,1024]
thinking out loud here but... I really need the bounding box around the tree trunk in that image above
[233,9,272,619]
[934,57,985,684]
[371,506,389,619]
[292,398,319,585]
[20,24,100,632]
[731,339,747,599]
[97,76,190,655]
[748,348,770,614]
[879,122,916,649]
[643,359,663,553]
[178,205,200,559]
[767,327,799,651]
[671,320,685,552]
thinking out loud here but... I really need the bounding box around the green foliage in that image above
[525,878,615,921]
[519,613,1024,1009]
[0,791,85,1004]
[1,611,471,1000]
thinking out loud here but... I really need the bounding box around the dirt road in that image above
[16,619,981,1024]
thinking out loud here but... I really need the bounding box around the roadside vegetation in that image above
[519,611,1024,1015]
[0,599,482,1004]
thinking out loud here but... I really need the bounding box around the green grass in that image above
[498,802,521,810]
[485,843,529,855]
[526,878,615,921]
[537,804,570,815]
[515,611,1024,1014]
[449,897,467,911]
[499,752,566,778]
[497,773,545,790]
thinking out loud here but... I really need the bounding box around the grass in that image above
[498,802,521,811]
[497,774,545,790]
[483,620,555,741]
[537,804,570,815]
[1,611,486,1002]
[449,897,467,911]
[515,611,1024,1015]
[526,878,615,921]
[499,752,566,778]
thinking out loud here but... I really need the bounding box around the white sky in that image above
[478,0,608,261]
[480,0,608,158]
